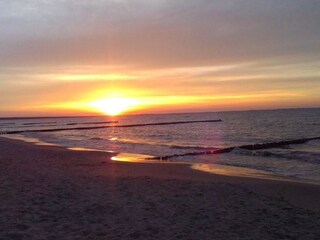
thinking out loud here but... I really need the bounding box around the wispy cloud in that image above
[0,0,320,116]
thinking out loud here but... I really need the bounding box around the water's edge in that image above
[2,134,318,185]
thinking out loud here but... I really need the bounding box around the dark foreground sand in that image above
[1,138,320,240]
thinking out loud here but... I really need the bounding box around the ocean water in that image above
[1,108,320,183]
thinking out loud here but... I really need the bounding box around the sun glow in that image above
[87,97,139,116]
[56,74,134,81]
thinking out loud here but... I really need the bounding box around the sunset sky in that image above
[1,0,320,117]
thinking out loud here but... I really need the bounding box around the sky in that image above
[1,0,320,117]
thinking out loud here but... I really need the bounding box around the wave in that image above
[232,148,320,164]
[169,145,217,150]
[108,137,216,151]
[22,121,57,125]
[67,121,118,126]
[0,122,15,125]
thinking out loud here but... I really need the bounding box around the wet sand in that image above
[1,137,320,239]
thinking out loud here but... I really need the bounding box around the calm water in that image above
[1,108,320,182]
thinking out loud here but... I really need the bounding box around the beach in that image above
[1,0,320,238]
[1,137,320,240]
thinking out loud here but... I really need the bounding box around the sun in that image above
[88,97,138,116]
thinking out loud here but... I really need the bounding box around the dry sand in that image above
[1,137,320,240]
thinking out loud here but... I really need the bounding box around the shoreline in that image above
[1,137,320,239]
[2,134,319,186]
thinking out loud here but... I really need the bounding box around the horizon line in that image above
[0,107,319,120]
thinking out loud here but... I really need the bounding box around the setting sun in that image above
[87,97,139,116]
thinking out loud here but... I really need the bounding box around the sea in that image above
[1,108,320,183]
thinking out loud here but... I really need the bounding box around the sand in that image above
[1,137,320,240]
